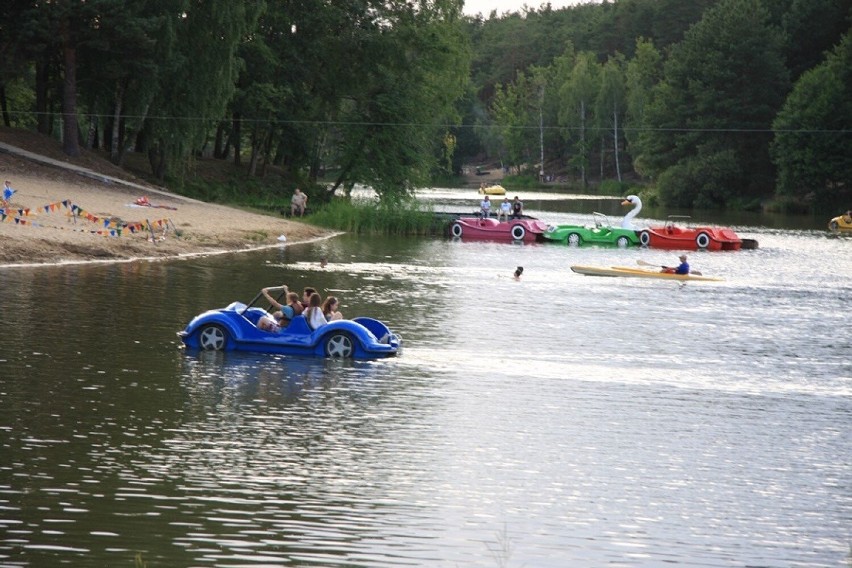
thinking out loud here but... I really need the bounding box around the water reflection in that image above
[180,350,383,407]
[1,212,850,567]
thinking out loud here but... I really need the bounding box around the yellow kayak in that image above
[570,265,723,281]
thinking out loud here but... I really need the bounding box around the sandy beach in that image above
[0,133,333,268]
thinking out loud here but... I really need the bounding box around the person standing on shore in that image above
[291,188,308,217]
[2,180,15,206]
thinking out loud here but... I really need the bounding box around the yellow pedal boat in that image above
[828,213,852,232]
[478,184,506,196]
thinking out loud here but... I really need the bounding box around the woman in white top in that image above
[304,292,328,330]
[322,296,344,321]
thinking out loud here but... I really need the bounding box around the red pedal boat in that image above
[638,216,742,251]
[449,216,548,243]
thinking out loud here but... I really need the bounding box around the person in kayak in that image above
[662,254,689,274]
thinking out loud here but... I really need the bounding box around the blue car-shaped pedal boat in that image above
[178,287,402,359]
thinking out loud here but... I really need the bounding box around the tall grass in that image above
[308,196,437,235]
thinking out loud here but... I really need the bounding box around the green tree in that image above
[771,32,852,210]
[558,51,599,187]
[76,0,182,165]
[0,0,38,128]
[637,0,789,208]
[774,0,851,81]
[143,0,262,180]
[325,1,470,199]
[491,71,541,173]
[595,54,627,181]
[624,37,662,175]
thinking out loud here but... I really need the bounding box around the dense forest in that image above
[1,0,849,211]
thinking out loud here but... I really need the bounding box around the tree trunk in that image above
[60,19,81,157]
[247,124,260,177]
[214,122,226,159]
[35,62,51,135]
[308,130,325,183]
[613,104,621,182]
[538,95,545,182]
[110,82,124,164]
[580,100,587,188]
[116,103,148,167]
[232,112,242,166]
[86,116,97,149]
[0,82,9,127]
[261,127,274,178]
[148,142,167,180]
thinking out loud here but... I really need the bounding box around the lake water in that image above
[0,189,850,567]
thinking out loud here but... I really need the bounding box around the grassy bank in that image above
[307,197,438,235]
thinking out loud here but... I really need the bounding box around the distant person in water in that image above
[320,257,328,268]
[662,254,689,275]
[513,266,524,280]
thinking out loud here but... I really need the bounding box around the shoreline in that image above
[0,233,342,270]
[0,139,336,268]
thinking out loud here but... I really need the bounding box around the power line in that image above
[6,110,848,134]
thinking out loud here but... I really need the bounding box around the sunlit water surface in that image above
[0,194,849,567]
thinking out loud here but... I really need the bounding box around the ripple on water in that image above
[0,227,849,566]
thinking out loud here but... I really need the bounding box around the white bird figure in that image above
[620,194,642,230]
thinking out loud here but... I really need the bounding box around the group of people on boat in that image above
[258,284,343,333]
[480,195,524,221]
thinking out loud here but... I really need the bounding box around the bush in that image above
[308,196,435,235]
[501,174,540,188]
[598,179,633,196]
